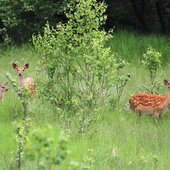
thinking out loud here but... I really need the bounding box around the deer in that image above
[0,82,8,101]
[129,79,170,123]
[12,63,36,94]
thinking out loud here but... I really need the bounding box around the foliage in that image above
[142,47,162,93]
[33,0,115,134]
[25,127,68,170]
[1,0,170,44]
[6,73,32,169]
[0,0,72,43]
[13,118,31,170]
[25,126,95,170]
[110,53,130,108]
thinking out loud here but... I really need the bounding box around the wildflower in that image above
[112,147,117,158]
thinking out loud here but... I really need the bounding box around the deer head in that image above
[164,79,170,88]
[0,82,8,92]
[12,63,29,77]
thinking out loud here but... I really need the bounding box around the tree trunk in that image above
[129,0,149,32]
[0,18,4,42]
[155,0,166,33]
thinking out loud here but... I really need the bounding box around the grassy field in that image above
[1,31,170,170]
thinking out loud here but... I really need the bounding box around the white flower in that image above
[128,161,132,166]
[112,147,117,158]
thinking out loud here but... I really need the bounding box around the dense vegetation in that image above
[1,0,170,43]
[1,31,170,170]
[1,0,170,169]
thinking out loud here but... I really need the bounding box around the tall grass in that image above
[0,31,170,169]
[108,31,170,64]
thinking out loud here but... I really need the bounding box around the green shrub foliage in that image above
[0,0,72,43]
[33,0,115,133]
[113,53,130,108]
[25,128,68,170]
[6,72,32,169]
[142,47,162,93]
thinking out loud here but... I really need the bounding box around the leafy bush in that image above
[6,73,33,169]
[0,0,71,43]
[25,128,68,170]
[110,53,130,108]
[25,127,95,170]
[33,0,115,134]
[142,47,162,93]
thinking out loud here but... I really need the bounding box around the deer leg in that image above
[154,112,160,124]
[138,111,142,117]
[158,112,162,119]
[135,109,141,123]
[135,109,141,117]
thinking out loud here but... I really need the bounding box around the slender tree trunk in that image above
[155,0,166,33]
[129,0,149,32]
[0,18,4,42]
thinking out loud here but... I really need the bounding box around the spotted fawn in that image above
[129,79,170,122]
[12,63,36,94]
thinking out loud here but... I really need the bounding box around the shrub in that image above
[0,0,71,43]
[6,73,32,169]
[25,128,68,170]
[112,53,130,108]
[142,47,162,93]
[33,0,115,134]
[25,127,95,170]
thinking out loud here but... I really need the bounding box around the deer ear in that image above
[24,63,29,69]
[12,63,18,69]
[164,79,169,85]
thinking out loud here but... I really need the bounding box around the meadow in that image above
[1,31,170,170]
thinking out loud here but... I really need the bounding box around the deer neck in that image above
[0,90,4,100]
[19,76,24,86]
[164,89,170,106]
[159,89,170,113]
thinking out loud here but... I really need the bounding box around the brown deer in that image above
[12,63,36,94]
[0,82,8,101]
[129,79,170,122]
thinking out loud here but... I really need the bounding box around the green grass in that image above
[1,31,170,169]
[108,31,170,64]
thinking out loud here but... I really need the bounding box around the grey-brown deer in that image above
[0,82,8,101]
[129,79,170,122]
[12,63,36,94]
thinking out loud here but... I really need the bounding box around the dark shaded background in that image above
[105,0,170,34]
[0,0,170,43]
